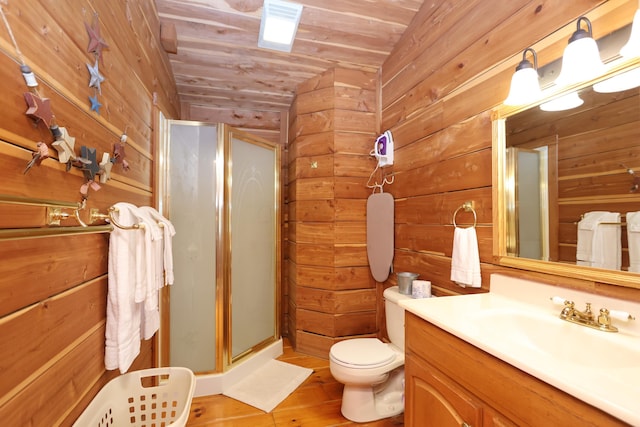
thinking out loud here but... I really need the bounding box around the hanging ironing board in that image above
[366,191,394,282]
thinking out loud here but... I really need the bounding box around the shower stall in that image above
[156,118,281,385]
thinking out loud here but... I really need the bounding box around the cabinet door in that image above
[483,407,518,427]
[405,354,482,427]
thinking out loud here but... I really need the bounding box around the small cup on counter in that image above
[411,280,431,299]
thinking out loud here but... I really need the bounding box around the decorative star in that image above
[80,146,100,181]
[113,141,130,171]
[51,127,76,163]
[89,95,102,114]
[24,92,53,127]
[84,16,108,62]
[86,60,105,93]
[24,142,49,174]
[98,152,114,183]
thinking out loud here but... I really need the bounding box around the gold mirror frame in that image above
[492,57,640,290]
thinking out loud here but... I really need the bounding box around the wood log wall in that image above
[0,1,179,425]
[184,102,285,145]
[286,0,640,356]
[287,68,380,357]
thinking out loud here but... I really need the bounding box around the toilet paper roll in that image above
[411,280,431,299]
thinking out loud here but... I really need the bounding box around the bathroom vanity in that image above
[401,274,639,426]
[404,313,627,426]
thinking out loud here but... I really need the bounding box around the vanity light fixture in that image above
[258,0,303,53]
[539,91,584,112]
[504,48,543,106]
[593,6,640,93]
[620,5,640,58]
[554,16,605,87]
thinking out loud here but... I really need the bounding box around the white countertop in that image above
[399,274,640,426]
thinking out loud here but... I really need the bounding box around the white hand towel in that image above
[576,211,608,264]
[450,227,481,288]
[592,212,621,270]
[105,202,143,373]
[576,211,621,269]
[627,212,640,273]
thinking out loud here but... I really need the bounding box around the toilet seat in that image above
[330,338,396,369]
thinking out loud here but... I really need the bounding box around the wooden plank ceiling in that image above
[154,0,425,113]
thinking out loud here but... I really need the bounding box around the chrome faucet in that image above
[554,299,635,333]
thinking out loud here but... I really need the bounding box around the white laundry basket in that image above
[73,367,196,427]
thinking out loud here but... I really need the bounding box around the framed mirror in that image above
[493,51,640,288]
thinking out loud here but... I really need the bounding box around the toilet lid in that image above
[330,338,396,368]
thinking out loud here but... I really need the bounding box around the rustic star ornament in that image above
[99,152,113,183]
[86,60,105,93]
[113,141,129,171]
[51,127,76,163]
[85,17,108,62]
[24,92,53,127]
[89,95,102,114]
[80,146,100,181]
[24,142,49,174]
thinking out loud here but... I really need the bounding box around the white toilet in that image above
[329,286,412,423]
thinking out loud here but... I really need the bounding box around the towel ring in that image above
[453,201,477,228]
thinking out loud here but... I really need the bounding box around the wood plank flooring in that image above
[186,339,405,426]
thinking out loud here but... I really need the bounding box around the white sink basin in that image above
[465,307,639,369]
[399,273,640,426]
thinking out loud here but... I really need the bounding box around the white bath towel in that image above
[105,202,144,373]
[627,212,640,273]
[140,206,176,285]
[576,211,621,269]
[450,226,481,288]
[133,207,164,340]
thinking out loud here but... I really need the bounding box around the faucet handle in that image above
[608,309,636,321]
[597,308,617,332]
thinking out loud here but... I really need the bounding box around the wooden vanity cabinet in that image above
[405,312,628,427]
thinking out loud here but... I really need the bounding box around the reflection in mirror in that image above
[504,83,639,270]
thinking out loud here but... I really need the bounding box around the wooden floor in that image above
[186,340,405,426]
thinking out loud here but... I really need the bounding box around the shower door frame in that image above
[155,116,281,373]
[222,125,282,366]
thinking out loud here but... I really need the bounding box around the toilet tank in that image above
[383,286,413,350]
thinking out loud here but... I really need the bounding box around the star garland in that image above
[85,13,108,114]
[0,4,129,203]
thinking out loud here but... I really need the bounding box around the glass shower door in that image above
[226,130,279,361]
[165,121,220,373]
[157,118,280,373]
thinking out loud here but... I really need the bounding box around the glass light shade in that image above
[593,67,640,93]
[555,37,606,87]
[504,67,543,106]
[540,92,584,111]
[258,0,303,52]
[262,17,297,44]
[620,9,640,58]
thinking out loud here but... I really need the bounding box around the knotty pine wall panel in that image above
[289,200,336,222]
[185,104,283,144]
[0,233,108,318]
[297,309,377,337]
[0,1,178,425]
[292,264,371,292]
[288,68,377,357]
